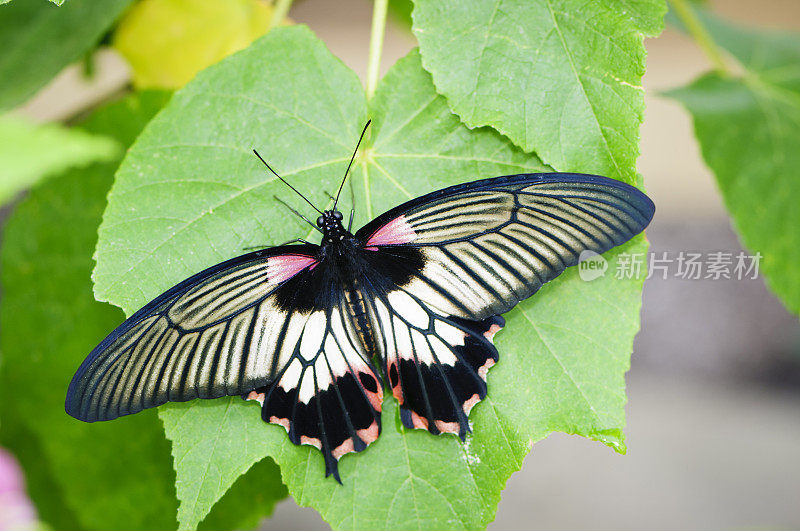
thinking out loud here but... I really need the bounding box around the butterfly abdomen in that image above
[344,279,378,358]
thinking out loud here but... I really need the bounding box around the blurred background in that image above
[6,0,800,529]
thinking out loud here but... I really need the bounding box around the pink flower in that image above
[0,447,37,530]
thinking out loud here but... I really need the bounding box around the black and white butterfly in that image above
[66,122,655,482]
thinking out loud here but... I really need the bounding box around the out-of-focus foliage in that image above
[387,0,414,27]
[0,115,119,206]
[0,93,177,531]
[0,92,287,531]
[113,0,274,89]
[93,25,650,530]
[0,0,133,110]
[0,0,68,6]
[667,7,800,314]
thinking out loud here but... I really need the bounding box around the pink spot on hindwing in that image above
[332,438,355,459]
[246,390,265,406]
[484,323,502,343]
[301,435,322,450]
[435,420,460,434]
[269,415,290,432]
[267,254,318,283]
[463,393,481,415]
[356,422,380,444]
[478,359,495,380]
[409,411,429,430]
[365,216,416,247]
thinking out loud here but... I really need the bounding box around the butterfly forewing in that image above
[357,174,655,321]
[66,248,318,422]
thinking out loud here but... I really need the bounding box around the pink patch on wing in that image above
[332,438,355,459]
[356,422,380,444]
[410,411,429,430]
[269,416,291,432]
[246,390,266,406]
[435,420,460,434]
[267,254,318,283]
[484,323,502,343]
[300,435,322,450]
[463,393,481,415]
[365,216,416,247]
[478,359,495,380]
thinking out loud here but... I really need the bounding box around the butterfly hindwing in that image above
[367,286,503,438]
[245,299,382,481]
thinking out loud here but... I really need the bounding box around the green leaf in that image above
[161,399,286,530]
[198,456,287,531]
[113,0,273,89]
[0,114,119,206]
[93,26,647,529]
[0,0,133,110]
[411,0,666,184]
[665,11,800,313]
[388,0,414,28]
[619,0,668,36]
[0,93,177,531]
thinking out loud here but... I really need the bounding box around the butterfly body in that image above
[67,172,655,482]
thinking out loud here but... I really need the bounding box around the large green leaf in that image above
[666,11,800,313]
[0,92,287,531]
[0,0,133,110]
[93,26,647,529]
[411,0,666,184]
[0,114,119,206]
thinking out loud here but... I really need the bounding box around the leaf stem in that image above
[270,0,293,29]
[670,0,730,76]
[366,0,389,99]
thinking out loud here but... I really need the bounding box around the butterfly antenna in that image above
[273,195,323,233]
[333,119,371,211]
[347,163,356,231]
[253,149,323,215]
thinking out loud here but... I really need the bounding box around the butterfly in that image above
[66,121,654,482]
